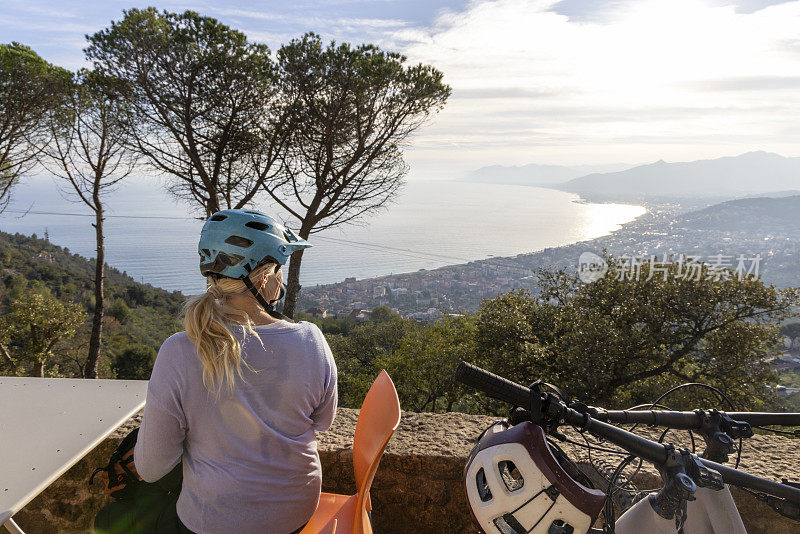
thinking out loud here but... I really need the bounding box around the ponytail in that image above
[183,265,273,394]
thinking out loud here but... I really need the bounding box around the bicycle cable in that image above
[752,425,800,436]
[598,381,742,532]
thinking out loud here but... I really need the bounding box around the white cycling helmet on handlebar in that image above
[464,420,606,534]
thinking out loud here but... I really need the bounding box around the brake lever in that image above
[527,381,545,425]
[757,492,800,522]
[510,389,570,442]
[696,409,752,464]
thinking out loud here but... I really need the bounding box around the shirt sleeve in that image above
[134,335,187,482]
[309,326,338,432]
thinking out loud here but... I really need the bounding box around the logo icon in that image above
[578,252,607,283]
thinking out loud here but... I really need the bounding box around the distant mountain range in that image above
[463,152,800,201]
[460,162,632,187]
[557,151,800,200]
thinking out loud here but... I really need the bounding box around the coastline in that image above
[297,193,652,318]
[306,191,648,287]
[312,187,649,285]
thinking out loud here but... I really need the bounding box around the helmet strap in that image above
[241,276,294,323]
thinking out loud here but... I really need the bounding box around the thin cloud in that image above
[549,0,631,22]
[208,5,411,50]
[456,87,564,99]
[290,0,398,5]
[400,0,800,170]
[209,7,408,30]
[210,8,288,22]
[2,0,82,19]
[0,13,97,35]
[689,75,800,91]
[718,0,796,14]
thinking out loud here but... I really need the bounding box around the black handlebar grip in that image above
[455,361,531,407]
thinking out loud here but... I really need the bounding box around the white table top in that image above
[0,377,148,525]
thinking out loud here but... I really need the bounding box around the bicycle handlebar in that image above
[589,408,800,428]
[455,361,800,505]
[455,359,530,406]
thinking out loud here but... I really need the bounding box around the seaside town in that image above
[298,199,800,321]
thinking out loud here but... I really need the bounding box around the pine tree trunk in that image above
[282,248,306,319]
[84,204,105,379]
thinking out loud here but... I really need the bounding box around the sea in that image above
[0,177,645,295]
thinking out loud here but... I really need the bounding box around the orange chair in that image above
[300,370,401,534]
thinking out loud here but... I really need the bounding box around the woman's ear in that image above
[257,271,269,291]
[262,267,282,302]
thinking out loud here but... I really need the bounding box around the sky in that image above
[3,0,800,178]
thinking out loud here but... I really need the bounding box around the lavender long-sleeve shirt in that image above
[134,320,338,534]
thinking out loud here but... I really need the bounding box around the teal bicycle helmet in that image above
[198,209,311,315]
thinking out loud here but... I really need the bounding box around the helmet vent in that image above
[245,221,270,231]
[200,252,244,276]
[498,460,524,492]
[244,210,261,215]
[224,236,254,248]
[476,468,492,502]
[209,214,227,221]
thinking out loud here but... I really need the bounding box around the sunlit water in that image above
[0,177,645,294]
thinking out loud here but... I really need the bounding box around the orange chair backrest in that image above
[352,370,401,506]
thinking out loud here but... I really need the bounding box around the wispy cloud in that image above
[399,0,800,174]
[689,75,800,91]
[209,8,288,22]
[456,87,565,99]
[207,5,411,49]
[0,13,97,35]
[2,0,82,19]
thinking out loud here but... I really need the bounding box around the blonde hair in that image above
[183,264,276,394]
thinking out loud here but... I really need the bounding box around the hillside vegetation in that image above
[679,195,800,232]
[0,230,184,378]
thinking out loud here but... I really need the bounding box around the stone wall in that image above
[11,409,800,533]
